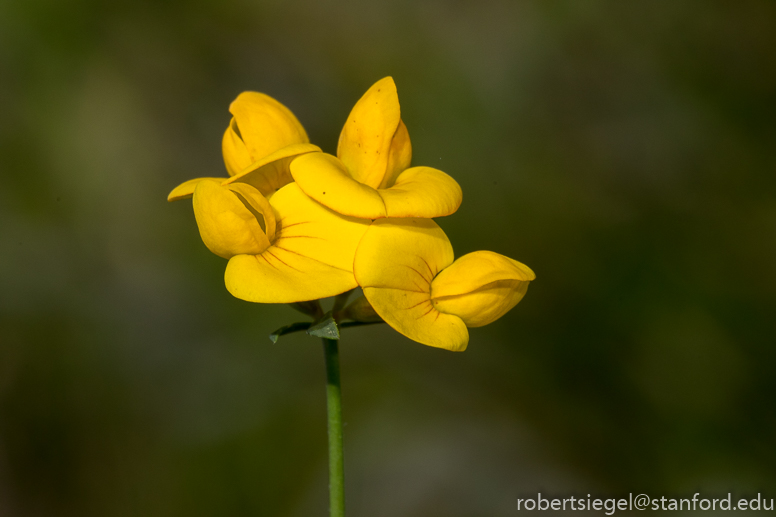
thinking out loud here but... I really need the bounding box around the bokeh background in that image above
[2,0,776,515]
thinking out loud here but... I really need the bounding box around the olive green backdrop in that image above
[1,0,775,515]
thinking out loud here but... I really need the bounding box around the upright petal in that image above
[222,118,253,176]
[229,92,309,162]
[337,77,401,189]
[380,119,412,189]
[354,218,468,351]
[431,251,535,327]
[224,184,371,303]
[192,180,271,259]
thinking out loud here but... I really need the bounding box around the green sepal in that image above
[338,295,382,323]
[288,300,324,318]
[307,312,340,340]
[331,289,355,314]
[269,321,312,343]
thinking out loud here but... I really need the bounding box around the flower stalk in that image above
[322,337,345,517]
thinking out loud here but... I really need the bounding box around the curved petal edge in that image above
[291,152,387,219]
[379,166,462,218]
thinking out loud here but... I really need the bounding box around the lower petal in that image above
[363,287,468,351]
[225,249,359,303]
[353,218,454,290]
[431,250,535,327]
[378,167,462,218]
[354,218,466,350]
[224,183,372,304]
[433,279,529,328]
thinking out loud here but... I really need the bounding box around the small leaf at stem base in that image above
[307,313,340,340]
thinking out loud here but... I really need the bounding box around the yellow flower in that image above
[192,179,370,303]
[289,77,463,219]
[168,91,320,202]
[353,218,535,351]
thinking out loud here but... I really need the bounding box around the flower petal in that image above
[337,77,401,189]
[229,92,309,162]
[223,142,320,196]
[167,177,226,202]
[271,183,371,271]
[362,287,468,351]
[222,118,253,176]
[354,218,467,351]
[192,180,270,259]
[431,251,535,327]
[378,166,463,218]
[290,152,387,219]
[354,218,453,288]
[226,252,359,304]
[224,183,371,303]
[380,119,412,189]
[225,182,276,243]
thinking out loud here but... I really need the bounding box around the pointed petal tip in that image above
[373,76,396,90]
[338,77,403,188]
[166,190,183,202]
[167,177,227,202]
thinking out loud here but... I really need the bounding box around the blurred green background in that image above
[2,0,776,515]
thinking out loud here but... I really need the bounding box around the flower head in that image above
[353,218,535,351]
[169,80,534,335]
[290,77,462,219]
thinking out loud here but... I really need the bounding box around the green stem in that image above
[322,338,345,517]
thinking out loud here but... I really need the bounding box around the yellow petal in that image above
[354,218,453,288]
[224,183,371,303]
[229,92,309,162]
[223,142,321,196]
[380,119,412,189]
[226,253,359,304]
[290,152,387,219]
[378,166,463,218]
[354,218,467,351]
[271,183,371,272]
[222,118,253,176]
[362,287,468,351]
[168,177,227,202]
[337,77,401,189]
[225,182,276,243]
[192,180,270,259]
[431,251,535,327]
